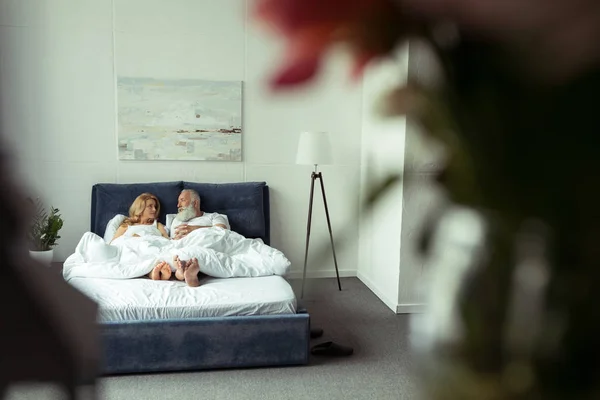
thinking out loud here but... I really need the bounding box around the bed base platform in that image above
[101,311,310,374]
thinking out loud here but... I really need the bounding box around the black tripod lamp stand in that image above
[296,131,342,298]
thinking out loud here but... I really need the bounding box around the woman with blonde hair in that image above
[110,192,172,281]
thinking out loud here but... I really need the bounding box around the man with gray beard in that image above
[170,189,229,240]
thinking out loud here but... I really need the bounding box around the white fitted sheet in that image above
[68,275,297,322]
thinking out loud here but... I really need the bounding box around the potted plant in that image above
[27,197,64,266]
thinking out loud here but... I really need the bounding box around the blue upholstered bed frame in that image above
[89,181,310,374]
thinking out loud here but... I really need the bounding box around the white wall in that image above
[357,47,408,312]
[0,0,363,279]
[397,40,447,312]
[358,41,446,314]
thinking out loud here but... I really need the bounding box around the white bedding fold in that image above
[63,228,291,281]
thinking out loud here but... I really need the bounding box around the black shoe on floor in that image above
[310,327,324,339]
[311,341,354,357]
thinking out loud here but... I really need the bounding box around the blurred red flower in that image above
[253,0,418,89]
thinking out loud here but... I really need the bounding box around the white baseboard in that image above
[357,272,426,314]
[396,303,426,314]
[286,269,357,280]
[356,271,400,313]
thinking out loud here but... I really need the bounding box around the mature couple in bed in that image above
[109,189,227,287]
[62,189,291,286]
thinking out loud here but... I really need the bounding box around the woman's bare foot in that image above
[159,262,172,280]
[149,263,162,280]
[173,255,187,281]
[149,261,172,280]
[184,257,201,287]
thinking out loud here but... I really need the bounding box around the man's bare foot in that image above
[173,255,187,281]
[184,257,201,287]
[149,261,172,280]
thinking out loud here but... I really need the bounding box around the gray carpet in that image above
[6,278,419,400]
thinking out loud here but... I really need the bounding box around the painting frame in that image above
[117,77,243,162]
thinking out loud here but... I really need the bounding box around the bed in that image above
[69,181,310,375]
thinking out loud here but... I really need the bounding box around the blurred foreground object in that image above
[254,0,600,398]
[0,144,101,399]
[255,0,600,87]
[253,0,423,88]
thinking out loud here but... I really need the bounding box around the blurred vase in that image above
[29,249,54,266]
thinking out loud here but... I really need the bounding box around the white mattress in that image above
[68,275,297,322]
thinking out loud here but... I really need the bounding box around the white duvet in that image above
[63,228,291,281]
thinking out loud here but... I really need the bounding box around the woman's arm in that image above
[110,225,127,244]
[158,222,170,239]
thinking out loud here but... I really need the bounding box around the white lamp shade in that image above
[296,131,333,165]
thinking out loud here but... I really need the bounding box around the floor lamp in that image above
[296,131,342,299]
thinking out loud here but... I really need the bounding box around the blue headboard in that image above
[90,181,271,245]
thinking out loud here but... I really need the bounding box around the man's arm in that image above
[213,215,229,230]
[173,223,211,239]
[173,214,229,239]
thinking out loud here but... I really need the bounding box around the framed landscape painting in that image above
[117,77,242,161]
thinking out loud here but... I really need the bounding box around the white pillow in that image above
[103,214,127,243]
[166,214,176,236]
